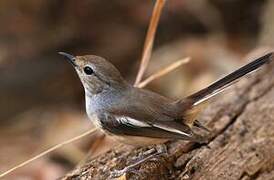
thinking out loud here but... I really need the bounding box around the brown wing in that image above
[105,87,203,139]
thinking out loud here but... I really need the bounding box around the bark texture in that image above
[62,61,274,180]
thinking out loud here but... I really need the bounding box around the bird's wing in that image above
[97,112,206,143]
[103,88,206,142]
[109,87,179,124]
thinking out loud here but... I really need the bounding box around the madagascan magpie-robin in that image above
[59,52,272,176]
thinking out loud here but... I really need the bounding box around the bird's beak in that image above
[58,52,77,67]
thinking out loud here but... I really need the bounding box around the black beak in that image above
[58,52,77,67]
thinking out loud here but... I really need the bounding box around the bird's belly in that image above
[109,134,168,146]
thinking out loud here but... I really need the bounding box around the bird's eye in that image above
[83,66,94,75]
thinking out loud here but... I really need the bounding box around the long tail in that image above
[187,52,273,106]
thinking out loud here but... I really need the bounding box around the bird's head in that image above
[59,52,128,96]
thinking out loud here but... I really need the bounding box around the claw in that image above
[110,169,126,178]
[110,167,139,178]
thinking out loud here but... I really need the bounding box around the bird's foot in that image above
[110,166,139,178]
[110,153,156,178]
[110,144,168,178]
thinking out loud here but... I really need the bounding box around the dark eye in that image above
[83,66,94,75]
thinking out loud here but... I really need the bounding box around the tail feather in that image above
[188,52,273,106]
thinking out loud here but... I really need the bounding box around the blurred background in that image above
[1,0,274,179]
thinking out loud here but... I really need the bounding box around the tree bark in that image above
[62,61,274,180]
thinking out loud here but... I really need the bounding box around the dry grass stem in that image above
[0,128,98,178]
[134,0,167,86]
[137,57,191,88]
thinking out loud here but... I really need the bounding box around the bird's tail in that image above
[178,52,272,130]
[187,52,273,106]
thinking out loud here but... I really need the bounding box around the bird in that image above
[59,51,272,176]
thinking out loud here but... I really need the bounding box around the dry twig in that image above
[134,0,167,86]
[0,128,98,178]
[138,57,190,88]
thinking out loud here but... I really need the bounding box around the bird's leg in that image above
[110,151,159,177]
[193,119,211,132]
[155,144,168,155]
[110,144,168,178]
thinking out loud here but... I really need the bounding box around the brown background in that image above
[0,0,273,179]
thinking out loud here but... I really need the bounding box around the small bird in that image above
[59,52,272,175]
